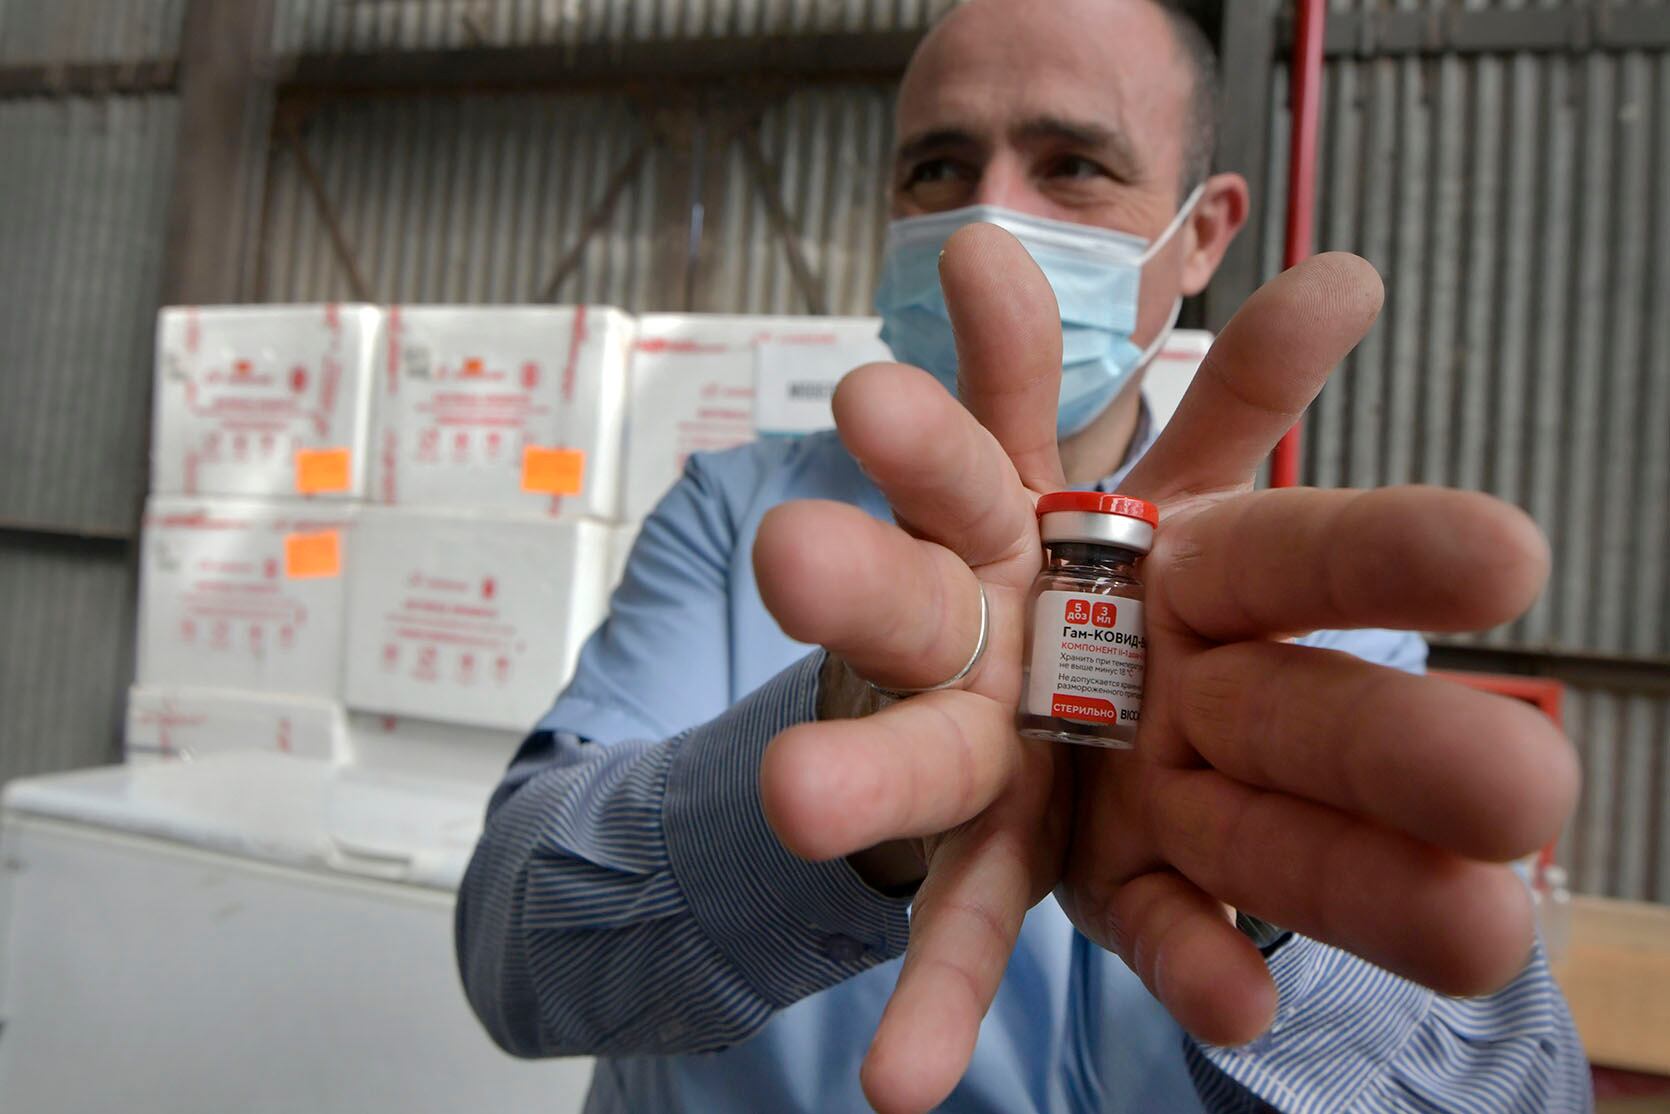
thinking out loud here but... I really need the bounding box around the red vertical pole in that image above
[1270,0,1326,489]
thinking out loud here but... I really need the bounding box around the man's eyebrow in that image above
[1013,115,1142,179]
[894,127,983,165]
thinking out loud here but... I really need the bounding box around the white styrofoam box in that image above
[151,304,381,499]
[137,497,355,697]
[752,324,892,436]
[124,685,345,764]
[1142,329,1214,431]
[621,314,892,521]
[345,712,525,786]
[343,508,610,732]
[373,305,634,519]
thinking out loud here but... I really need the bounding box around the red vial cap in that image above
[1035,492,1158,527]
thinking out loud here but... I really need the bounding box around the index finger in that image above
[1150,485,1550,641]
[1122,252,1383,502]
[938,223,1067,494]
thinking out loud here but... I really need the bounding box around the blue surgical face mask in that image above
[874,186,1204,437]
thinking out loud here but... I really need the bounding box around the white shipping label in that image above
[1024,591,1146,727]
[753,333,888,435]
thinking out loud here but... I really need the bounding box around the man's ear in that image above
[1179,172,1250,297]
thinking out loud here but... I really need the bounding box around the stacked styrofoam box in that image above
[348,309,887,754]
[619,314,891,523]
[129,305,894,772]
[135,497,357,698]
[371,306,631,520]
[129,305,381,765]
[344,713,526,787]
[126,687,343,764]
[336,307,629,761]
[1142,330,1215,431]
[603,315,892,632]
[151,305,381,501]
[341,506,610,735]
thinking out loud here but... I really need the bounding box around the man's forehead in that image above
[896,74,1134,150]
[895,0,1189,160]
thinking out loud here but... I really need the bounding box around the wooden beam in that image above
[0,59,177,98]
[280,115,373,301]
[160,0,278,304]
[272,31,923,97]
[538,140,653,303]
[738,126,827,316]
[645,106,702,312]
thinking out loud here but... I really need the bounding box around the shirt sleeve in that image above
[1183,629,1592,1112]
[455,452,911,1059]
[1185,940,1590,1113]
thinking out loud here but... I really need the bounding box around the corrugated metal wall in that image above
[1561,679,1670,903]
[0,95,178,785]
[256,93,662,304]
[255,83,896,314]
[0,96,179,533]
[0,535,137,783]
[0,5,183,785]
[1257,1,1670,898]
[0,0,184,63]
[703,87,893,314]
[271,0,958,53]
[1263,26,1670,662]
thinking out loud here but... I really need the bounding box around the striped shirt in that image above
[457,425,1591,1113]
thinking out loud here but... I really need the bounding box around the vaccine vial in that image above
[1016,492,1156,748]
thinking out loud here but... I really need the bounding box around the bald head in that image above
[895,0,1219,210]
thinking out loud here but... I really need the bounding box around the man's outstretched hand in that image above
[751,227,1579,1114]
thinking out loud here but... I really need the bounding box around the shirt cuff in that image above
[1189,934,1431,1110]
[662,650,913,1009]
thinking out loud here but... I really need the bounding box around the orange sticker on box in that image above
[295,447,352,494]
[284,530,341,579]
[521,447,586,495]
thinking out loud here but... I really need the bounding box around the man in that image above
[458,1,1591,1110]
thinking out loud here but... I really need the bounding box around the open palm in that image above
[753,226,1577,1114]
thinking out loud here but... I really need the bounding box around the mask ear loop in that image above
[1137,183,1208,267]
[1133,297,1186,372]
[1127,184,1206,367]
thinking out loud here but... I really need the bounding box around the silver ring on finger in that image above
[868,581,989,701]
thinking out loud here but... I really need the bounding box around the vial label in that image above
[1024,590,1146,728]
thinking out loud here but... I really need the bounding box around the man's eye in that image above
[901,157,976,210]
[905,158,966,186]
[1049,155,1108,180]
